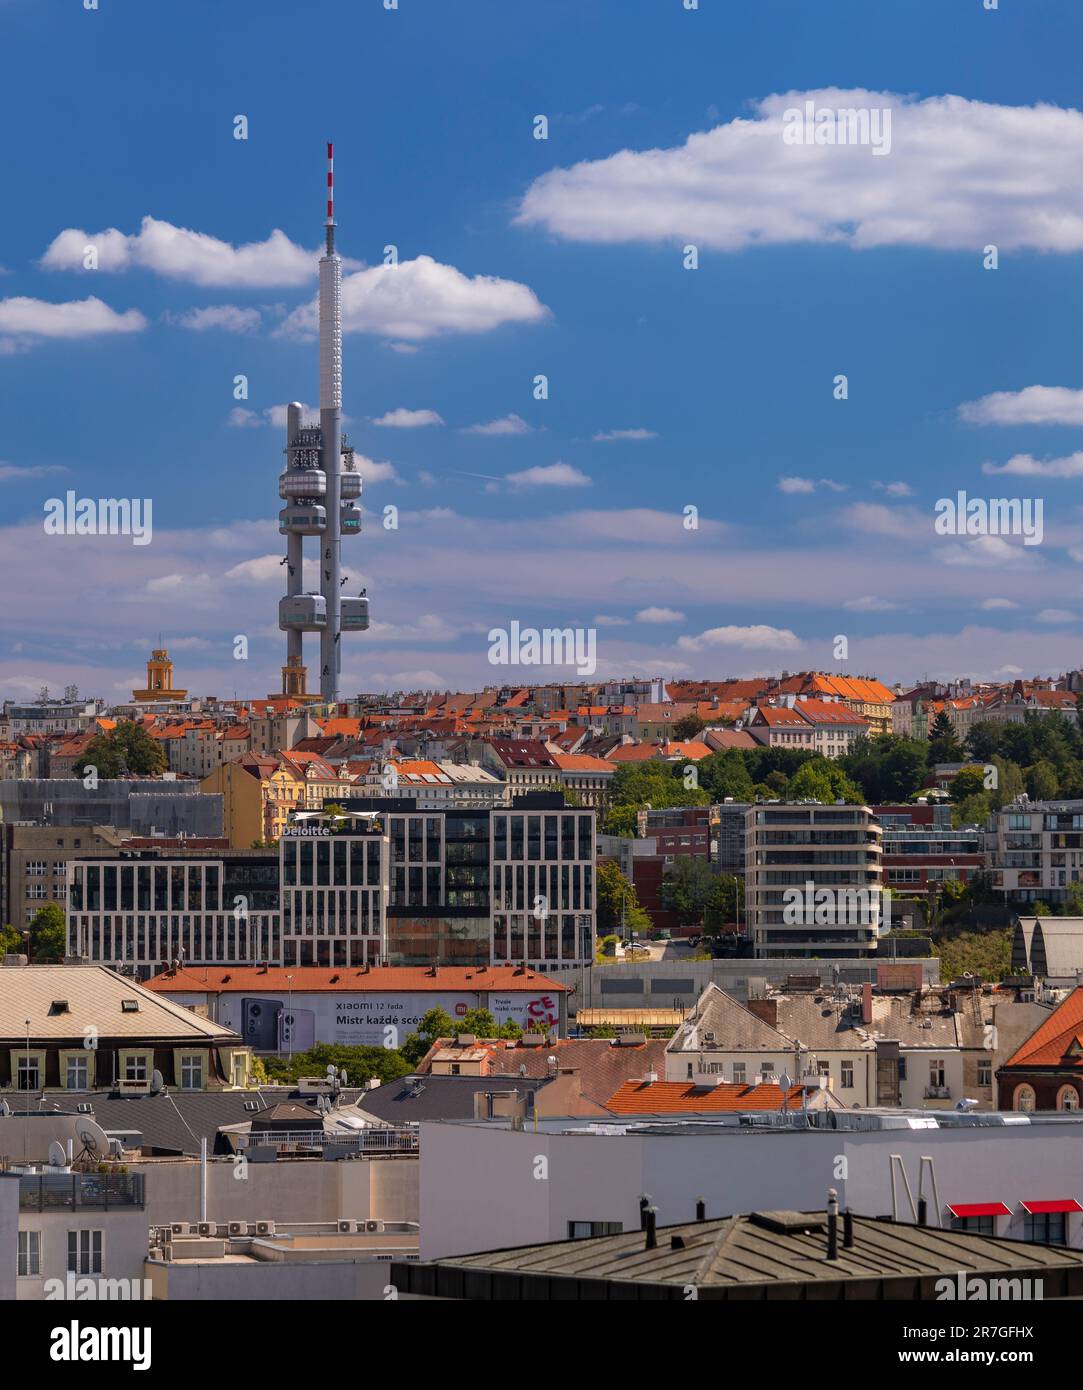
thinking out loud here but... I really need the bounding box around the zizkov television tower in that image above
[275,143,367,706]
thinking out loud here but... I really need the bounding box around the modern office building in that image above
[66,793,595,974]
[745,802,883,958]
[66,846,280,972]
[343,792,595,971]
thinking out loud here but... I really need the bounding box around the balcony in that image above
[18,1171,145,1211]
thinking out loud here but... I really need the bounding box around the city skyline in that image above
[4,1,1083,699]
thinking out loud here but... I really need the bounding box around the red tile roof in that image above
[605,1079,823,1114]
[1003,986,1083,1069]
[144,965,569,994]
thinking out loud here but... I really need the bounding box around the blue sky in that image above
[3,0,1083,699]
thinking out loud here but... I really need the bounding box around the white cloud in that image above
[0,463,67,481]
[873,481,914,497]
[635,606,686,623]
[592,428,658,442]
[677,624,801,652]
[981,598,1019,610]
[960,386,1083,427]
[517,90,1083,254]
[779,475,847,494]
[842,502,921,539]
[279,255,549,341]
[171,304,261,333]
[41,217,318,287]
[462,414,532,436]
[593,614,630,626]
[354,454,400,485]
[0,296,146,341]
[940,535,1036,568]
[371,408,444,428]
[504,462,590,488]
[843,595,900,612]
[1037,608,1075,623]
[226,407,263,429]
[983,451,1083,478]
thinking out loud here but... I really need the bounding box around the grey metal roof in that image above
[392,1210,1083,1301]
[357,1074,547,1124]
[0,1086,368,1156]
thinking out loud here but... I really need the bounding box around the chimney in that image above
[639,1195,651,1230]
[695,1198,706,1222]
[826,1188,839,1261]
[746,998,777,1028]
[862,981,873,1026]
[644,1206,658,1251]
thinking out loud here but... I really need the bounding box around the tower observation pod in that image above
[274,143,368,705]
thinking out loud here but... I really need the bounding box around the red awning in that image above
[1020,1199,1083,1215]
[946,1202,1010,1219]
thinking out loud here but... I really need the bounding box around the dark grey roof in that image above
[0,1087,367,1156]
[357,1074,546,1124]
[392,1211,1083,1301]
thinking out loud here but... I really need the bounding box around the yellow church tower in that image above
[132,649,188,702]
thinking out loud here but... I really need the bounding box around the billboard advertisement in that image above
[190,989,563,1048]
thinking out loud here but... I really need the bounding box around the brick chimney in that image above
[747,998,777,1028]
[862,981,873,1025]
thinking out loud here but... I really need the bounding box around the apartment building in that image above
[3,823,126,933]
[201,754,305,847]
[987,798,1083,906]
[743,704,815,752]
[745,802,883,958]
[875,803,984,898]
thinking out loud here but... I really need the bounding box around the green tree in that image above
[670,713,707,741]
[400,1007,456,1066]
[950,766,987,803]
[659,857,718,926]
[965,722,1003,763]
[934,929,1012,983]
[698,749,756,802]
[0,923,21,956]
[602,804,640,837]
[261,1043,411,1086]
[928,710,962,763]
[28,904,67,962]
[596,859,651,935]
[74,720,167,779]
[452,1008,522,1040]
[1026,759,1058,801]
[788,758,863,804]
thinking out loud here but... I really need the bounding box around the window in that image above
[930,1059,946,1088]
[978,1060,992,1087]
[1023,1211,1067,1246]
[68,1229,102,1275]
[18,1230,41,1276]
[732,1062,746,1084]
[1014,1084,1036,1113]
[179,1054,204,1090]
[16,1054,40,1090]
[123,1054,148,1083]
[950,1214,995,1237]
[1057,1085,1080,1112]
[568,1221,622,1239]
[841,1061,854,1089]
[65,1055,89,1090]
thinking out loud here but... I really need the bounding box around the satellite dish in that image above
[339,1069,348,1086]
[0,1100,10,1116]
[150,1069,164,1095]
[75,1118,110,1155]
[778,1073,792,1092]
[48,1141,67,1169]
[326,1064,337,1077]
